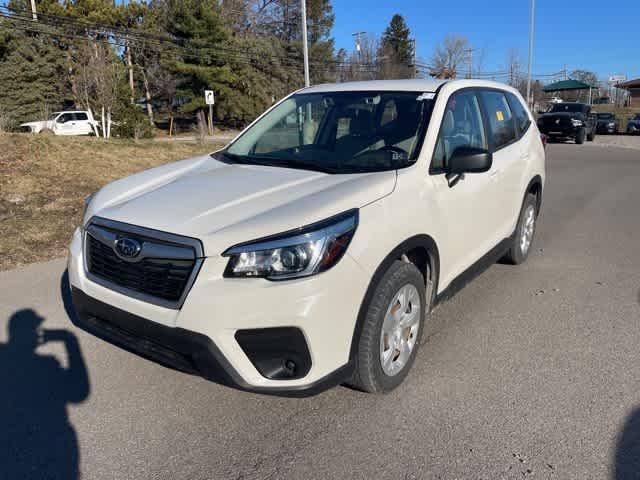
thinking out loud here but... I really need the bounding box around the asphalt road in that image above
[1,143,640,480]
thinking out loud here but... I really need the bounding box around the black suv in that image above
[537,102,596,144]
[595,112,619,134]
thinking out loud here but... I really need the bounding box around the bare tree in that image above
[505,49,522,88]
[430,34,469,79]
[338,34,379,82]
[71,41,123,138]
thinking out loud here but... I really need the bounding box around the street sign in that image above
[205,90,215,105]
[608,75,626,83]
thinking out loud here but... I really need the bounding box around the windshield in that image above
[550,104,584,113]
[596,113,614,119]
[224,91,433,173]
[49,112,61,120]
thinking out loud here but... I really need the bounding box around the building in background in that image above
[616,79,640,108]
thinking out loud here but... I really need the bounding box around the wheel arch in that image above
[348,234,440,362]
[525,174,543,215]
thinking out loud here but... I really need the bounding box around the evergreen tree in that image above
[0,19,70,125]
[381,14,412,65]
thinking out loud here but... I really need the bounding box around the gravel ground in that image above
[593,134,640,150]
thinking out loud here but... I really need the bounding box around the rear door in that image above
[477,89,522,239]
[72,112,92,135]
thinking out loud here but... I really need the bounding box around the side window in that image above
[431,90,487,172]
[479,90,517,149]
[74,112,88,121]
[57,113,72,123]
[506,92,531,135]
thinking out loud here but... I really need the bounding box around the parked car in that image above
[626,114,640,135]
[595,112,619,134]
[68,79,545,396]
[549,96,563,104]
[20,110,98,135]
[537,102,596,144]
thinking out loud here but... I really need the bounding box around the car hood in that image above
[86,154,397,256]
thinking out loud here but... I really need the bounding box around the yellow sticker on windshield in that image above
[496,111,505,121]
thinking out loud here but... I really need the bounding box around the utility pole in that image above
[410,39,417,79]
[300,0,310,87]
[526,0,535,107]
[351,32,366,79]
[30,0,37,20]
[463,49,475,79]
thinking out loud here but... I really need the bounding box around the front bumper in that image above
[538,124,579,137]
[596,124,616,134]
[68,227,367,395]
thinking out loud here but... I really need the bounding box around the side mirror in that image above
[448,146,492,174]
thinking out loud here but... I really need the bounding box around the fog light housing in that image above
[235,327,311,380]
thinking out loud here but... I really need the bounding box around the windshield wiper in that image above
[250,157,339,174]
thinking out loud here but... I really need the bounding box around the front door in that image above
[428,89,502,285]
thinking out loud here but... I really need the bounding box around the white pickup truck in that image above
[20,110,99,135]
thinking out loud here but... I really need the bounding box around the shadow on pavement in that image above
[0,297,90,479]
[614,407,640,479]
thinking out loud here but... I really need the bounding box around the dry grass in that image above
[0,133,223,271]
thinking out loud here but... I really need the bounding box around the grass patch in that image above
[0,133,224,271]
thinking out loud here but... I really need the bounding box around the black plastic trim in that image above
[235,328,312,380]
[70,288,351,396]
[434,237,511,305]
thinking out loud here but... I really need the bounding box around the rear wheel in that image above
[348,261,427,393]
[502,193,537,265]
[575,128,586,144]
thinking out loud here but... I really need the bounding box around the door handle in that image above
[489,169,500,178]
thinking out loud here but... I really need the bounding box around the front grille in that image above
[541,116,572,128]
[84,218,203,308]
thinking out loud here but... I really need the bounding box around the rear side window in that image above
[74,112,88,121]
[479,90,517,149]
[506,93,531,135]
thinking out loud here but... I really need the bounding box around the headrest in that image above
[442,110,455,136]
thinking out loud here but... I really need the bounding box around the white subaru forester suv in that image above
[68,79,545,396]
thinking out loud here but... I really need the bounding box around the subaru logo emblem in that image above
[114,237,142,260]
[555,119,560,124]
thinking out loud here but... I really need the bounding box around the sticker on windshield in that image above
[496,110,505,121]
[417,92,435,101]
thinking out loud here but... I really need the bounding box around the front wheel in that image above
[348,261,427,393]
[502,193,538,265]
[575,128,586,144]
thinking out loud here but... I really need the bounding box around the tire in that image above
[502,193,538,265]
[575,128,585,144]
[348,261,427,394]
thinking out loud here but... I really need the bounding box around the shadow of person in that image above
[614,407,640,480]
[0,309,90,480]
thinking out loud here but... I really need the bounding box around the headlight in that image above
[571,119,583,127]
[223,210,358,280]
[608,122,615,127]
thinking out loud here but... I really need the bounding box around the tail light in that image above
[540,133,547,149]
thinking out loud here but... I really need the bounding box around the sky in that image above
[331,0,640,82]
